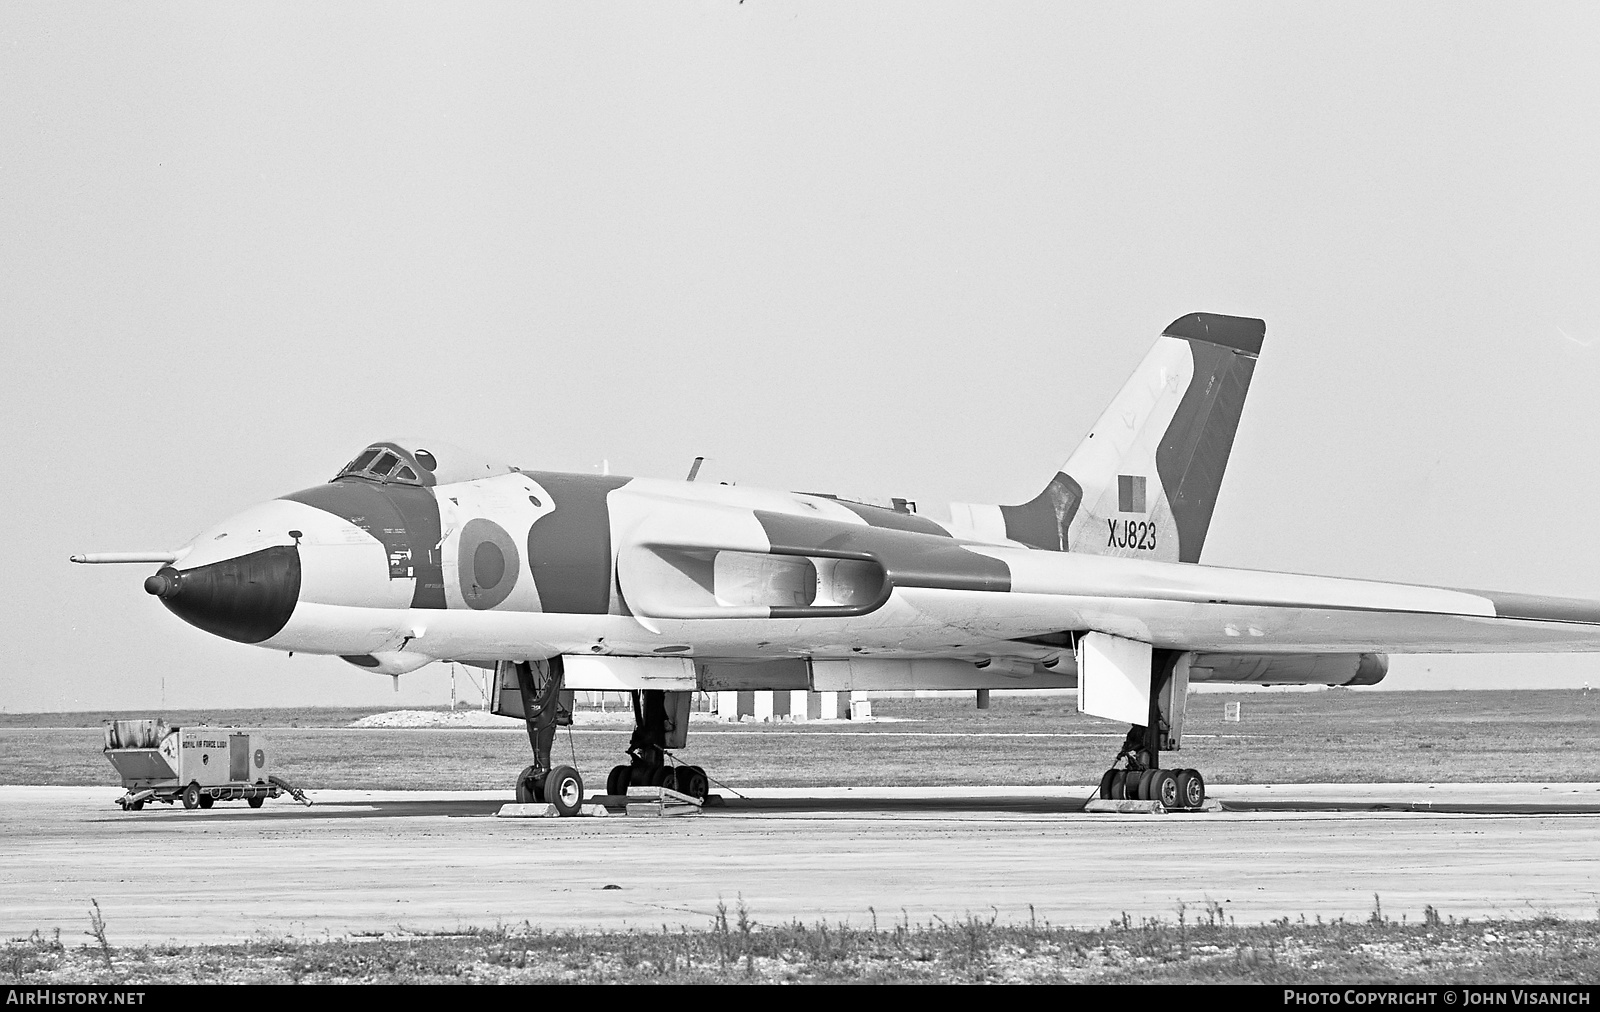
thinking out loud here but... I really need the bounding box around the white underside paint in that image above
[1075,632,1153,725]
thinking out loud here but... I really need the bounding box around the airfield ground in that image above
[3,690,1598,984]
[5,688,1600,789]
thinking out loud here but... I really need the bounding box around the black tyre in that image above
[130,800,144,811]
[1137,769,1158,801]
[546,765,585,817]
[1109,770,1130,800]
[676,766,709,800]
[1151,769,1179,808]
[515,764,544,804]
[198,794,214,809]
[247,795,265,809]
[1098,769,1117,800]
[660,767,679,792]
[1175,769,1206,808]
[648,766,670,788]
[606,765,631,797]
[181,782,202,810]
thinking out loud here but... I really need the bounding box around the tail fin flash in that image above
[999,312,1262,563]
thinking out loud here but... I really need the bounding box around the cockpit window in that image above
[333,445,432,485]
[347,449,380,473]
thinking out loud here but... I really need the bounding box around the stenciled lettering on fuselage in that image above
[1106,517,1158,551]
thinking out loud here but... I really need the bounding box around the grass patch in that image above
[5,690,1599,790]
[7,899,1598,984]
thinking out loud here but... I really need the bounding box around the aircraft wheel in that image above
[198,794,214,809]
[515,765,544,804]
[1137,769,1158,801]
[546,766,584,817]
[1109,770,1130,800]
[648,767,670,788]
[607,765,631,797]
[1175,769,1206,808]
[1098,769,1117,800]
[181,782,202,809]
[677,766,709,800]
[1151,769,1179,808]
[247,795,265,809]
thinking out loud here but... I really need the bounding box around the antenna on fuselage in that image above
[686,456,704,482]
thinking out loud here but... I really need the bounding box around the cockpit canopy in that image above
[333,438,514,488]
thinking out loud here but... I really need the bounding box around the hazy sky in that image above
[4,3,1600,712]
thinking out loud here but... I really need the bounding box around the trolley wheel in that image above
[545,766,585,817]
[515,765,544,804]
[606,765,631,797]
[247,795,265,809]
[130,800,144,811]
[181,782,202,809]
[198,794,214,809]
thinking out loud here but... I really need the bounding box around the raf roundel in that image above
[457,518,520,610]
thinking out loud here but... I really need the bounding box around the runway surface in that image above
[4,783,1599,944]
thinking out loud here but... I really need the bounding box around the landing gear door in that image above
[490,661,526,719]
[1076,632,1153,726]
[662,691,691,750]
[1158,653,1191,751]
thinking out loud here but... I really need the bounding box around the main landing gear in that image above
[604,689,710,802]
[509,658,587,817]
[1094,649,1208,810]
[1095,726,1207,809]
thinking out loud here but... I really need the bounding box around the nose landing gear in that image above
[508,658,585,814]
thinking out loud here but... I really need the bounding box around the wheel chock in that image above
[496,802,611,819]
[1082,798,1224,814]
[1084,799,1169,814]
[589,787,705,817]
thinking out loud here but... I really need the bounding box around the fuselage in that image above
[145,440,1067,675]
[145,434,1600,690]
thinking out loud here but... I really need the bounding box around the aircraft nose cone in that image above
[151,546,301,644]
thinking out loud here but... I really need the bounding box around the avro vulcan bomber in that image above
[75,313,1600,814]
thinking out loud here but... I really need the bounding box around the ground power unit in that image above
[102,720,309,811]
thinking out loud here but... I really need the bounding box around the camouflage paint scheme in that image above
[137,314,1600,691]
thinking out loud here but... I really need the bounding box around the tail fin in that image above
[998,312,1263,563]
